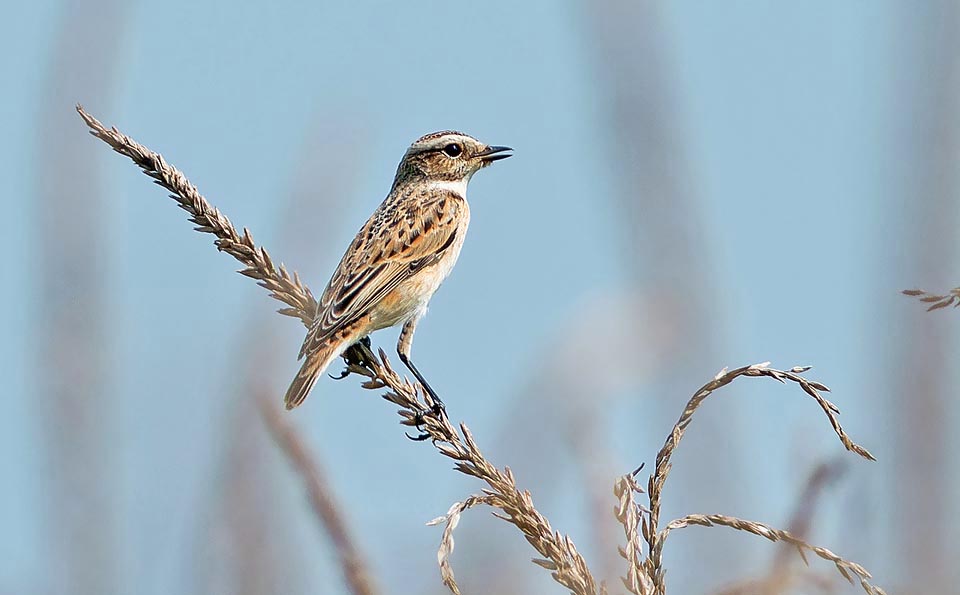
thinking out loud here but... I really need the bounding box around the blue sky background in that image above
[1,1,958,594]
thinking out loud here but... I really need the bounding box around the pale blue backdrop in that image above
[1,1,957,594]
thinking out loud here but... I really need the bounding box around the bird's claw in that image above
[329,368,350,380]
[405,401,446,442]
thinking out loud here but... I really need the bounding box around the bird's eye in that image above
[442,143,462,158]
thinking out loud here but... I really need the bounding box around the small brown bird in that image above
[284,131,512,410]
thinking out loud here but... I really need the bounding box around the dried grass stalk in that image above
[661,514,886,595]
[902,287,960,311]
[619,363,876,595]
[426,495,498,595]
[613,470,654,595]
[78,106,599,595]
[258,396,378,595]
[76,105,317,327]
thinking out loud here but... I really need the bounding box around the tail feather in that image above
[284,342,341,410]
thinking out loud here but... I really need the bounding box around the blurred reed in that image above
[260,395,379,595]
[713,460,846,595]
[36,1,127,593]
[191,117,361,595]
[583,3,740,587]
[888,3,960,591]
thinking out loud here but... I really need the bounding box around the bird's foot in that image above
[335,336,376,378]
[405,401,446,441]
[329,368,350,380]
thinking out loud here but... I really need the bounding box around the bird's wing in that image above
[299,190,465,359]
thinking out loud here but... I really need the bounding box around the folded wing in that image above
[298,190,465,360]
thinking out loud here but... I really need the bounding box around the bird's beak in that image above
[476,145,513,165]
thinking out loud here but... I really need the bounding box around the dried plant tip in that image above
[430,495,497,595]
[642,362,876,595]
[76,105,319,328]
[661,514,886,595]
[927,297,956,311]
[533,558,559,570]
[902,286,960,312]
[613,473,654,595]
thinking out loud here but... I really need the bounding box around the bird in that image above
[283,131,512,411]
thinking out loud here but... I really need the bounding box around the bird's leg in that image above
[398,318,445,441]
[398,323,445,410]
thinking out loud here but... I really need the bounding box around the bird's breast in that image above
[369,211,469,330]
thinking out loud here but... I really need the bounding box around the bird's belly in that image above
[368,232,466,331]
[369,282,426,329]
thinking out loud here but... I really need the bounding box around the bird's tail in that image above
[284,341,344,410]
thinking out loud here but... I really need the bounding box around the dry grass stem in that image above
[427,495,499,595]
[258,396,378,595]
[662,514,886,595]
[332,343,602,595]
[76,105,317,328]
[634,363,875,595]
[613,470,654,595]
[902,287,960,311]
[78,106,599,595]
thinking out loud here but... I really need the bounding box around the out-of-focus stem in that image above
[259,396,379,595]
[37,1,127,593]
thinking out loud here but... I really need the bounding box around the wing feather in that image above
[298,189,464,359]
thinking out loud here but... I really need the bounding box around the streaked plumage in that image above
[284,131,511,409]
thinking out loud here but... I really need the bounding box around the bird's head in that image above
[392,131,512,189]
